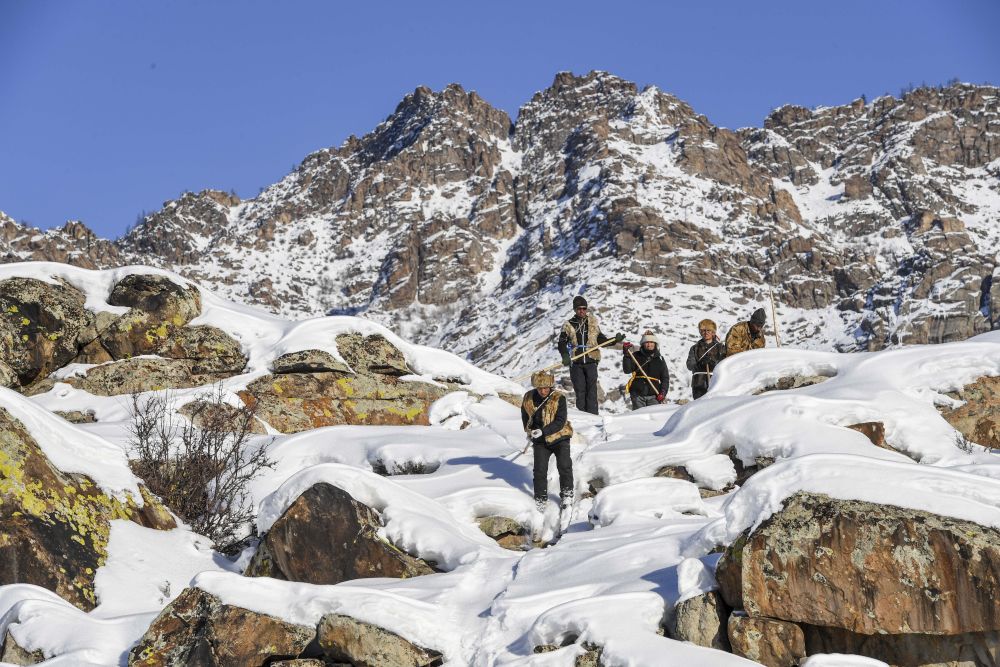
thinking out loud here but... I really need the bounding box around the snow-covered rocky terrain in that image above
[3,263,1000,666]
[2,73,998,402]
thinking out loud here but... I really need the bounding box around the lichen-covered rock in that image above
[668,590,730,651]
[336,333,411,376]
[0,407,175,610]
[127,587,314,667]
[0,631,43,665]
[245,482,434,584]
[156,325,246,375]
[942,376,1000,450]
[270,349,350,374]
[60,357,216,396]
[99,274,201,360]
[719,492,1000,635]
[801,622,1000,667]
[0,277,95,387]
[477,515,528,550]
[317,614,442,667]
[727,615,805,667]
[239,370,450,433]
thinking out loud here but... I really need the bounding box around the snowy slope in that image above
[2,284,1000,665]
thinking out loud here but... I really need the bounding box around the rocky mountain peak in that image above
[1,75,997,393]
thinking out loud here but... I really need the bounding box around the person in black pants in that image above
[686,318,726,399]
[622,330,670,409]
[556,295,623,414]
[521,370,574,513]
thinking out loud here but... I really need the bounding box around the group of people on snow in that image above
[520,295,769,513]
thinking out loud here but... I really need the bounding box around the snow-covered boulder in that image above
[941,375,1000,450]
[246,482,434,584]
[99,273,202,359]
[127,587,315,666]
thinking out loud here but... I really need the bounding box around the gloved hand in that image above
[622,341,633,351]
[656,393,665,403]
[530,429,543,439]
[561,351,571,366]
[614,333,625,344]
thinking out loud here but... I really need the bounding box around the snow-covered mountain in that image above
[2,73,999,397]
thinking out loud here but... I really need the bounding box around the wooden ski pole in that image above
[625,346,660,396]
[512,338,619,382]
[769,287,782,348]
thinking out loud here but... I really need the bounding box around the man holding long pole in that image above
[622,330,670,409]
[557,295,624,415]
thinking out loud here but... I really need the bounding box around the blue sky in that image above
[1,0,997,238]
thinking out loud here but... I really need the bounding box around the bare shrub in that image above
[127,384,274,552]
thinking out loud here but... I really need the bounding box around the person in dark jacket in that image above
[556,295,623,415]
[686,318,726,399]
[622,330,670,409]
[521,370,574,513]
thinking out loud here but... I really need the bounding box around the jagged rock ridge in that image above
[2,73,998,393]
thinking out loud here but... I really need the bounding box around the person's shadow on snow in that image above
[446,456,534,493]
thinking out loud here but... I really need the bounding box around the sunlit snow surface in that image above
[2,263,1000,665]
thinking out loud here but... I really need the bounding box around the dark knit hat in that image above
[750,308,767,326]
[573,295,588,309]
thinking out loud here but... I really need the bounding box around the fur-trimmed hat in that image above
[698,319,717,332]
[750,308,767,327]
[640,330,658,346]
[531,370,555,389]
[572,295,588,309]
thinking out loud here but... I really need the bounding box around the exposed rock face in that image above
[0,213,120,268]
[755,374,832,394]
[942,375,1000,450]
[2,78,998,393]
[270,349,349,374]
[100,274,202,359]
[240,336,448,432]
[155,325,245,375]
[718,492,1000,635]
[127,587,315,667]
[246,482,434,584]
[0,277,96,388]
[317,614,442,667]
[41,357,221,396]
[0,407,175,610]
[668,590,730,651]
[727,615,806,667]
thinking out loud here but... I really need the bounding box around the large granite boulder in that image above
[317,614,442,667]
[0,277,96,387]
[0,406,175,610]
[717,492,1000,636]
[241,335,450,433]
[99,274,201,359]
[245,482,434,584]
[127,587,315,667]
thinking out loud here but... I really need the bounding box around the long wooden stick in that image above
[769,287,782,348]
[626,346,660,396]
[512,338,619,382]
